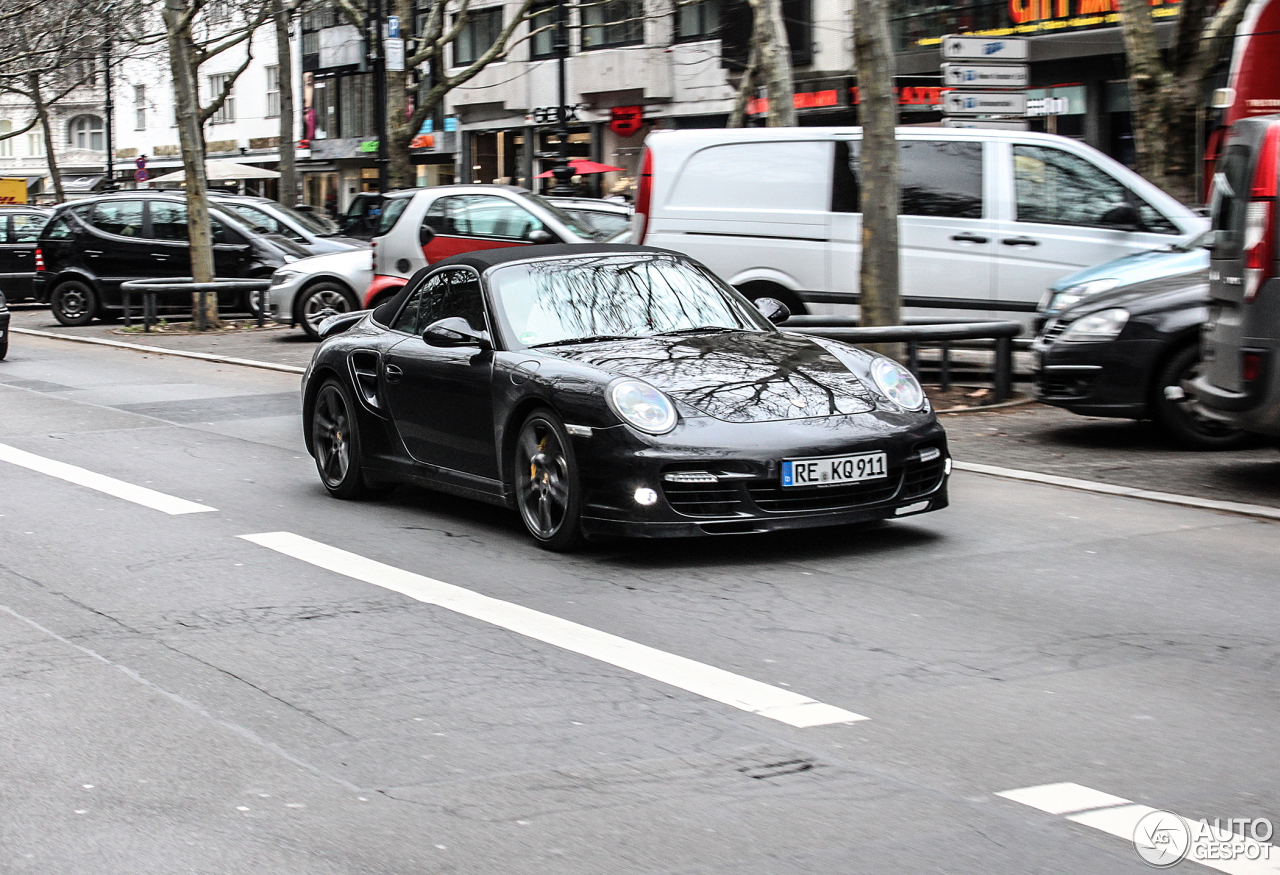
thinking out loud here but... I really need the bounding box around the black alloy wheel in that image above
[311,379,378,498]
[299,282,358,341]
[1153,344,1252,450]
[51,280,97,326]
[514,410,583,551]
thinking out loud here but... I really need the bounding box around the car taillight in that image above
[1243,125,1280,302]
[1242,351,1264,382]
[634,147,653,244]
[34,247,44,271]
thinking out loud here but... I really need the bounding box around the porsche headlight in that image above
[1044,278,1119,313]
[871,357,925,410]
[608,379,677,434]
[1060,308,1129,342]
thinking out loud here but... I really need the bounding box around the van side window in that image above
[833,140,983,219]
[1014,145,1178,233]
[669,141,831,212]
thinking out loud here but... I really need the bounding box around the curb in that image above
[12,327,307,375]
[952,460,1280,523]
[937,395,1037,414]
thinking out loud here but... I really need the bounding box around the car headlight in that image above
[870,357,925,410]
[1060,308,1129,342]
[270,269,301,286]
[1045,278,1119,313]
[607,379,678,434]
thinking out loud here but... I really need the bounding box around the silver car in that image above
[212,195,367,256]
[267,248,373,340]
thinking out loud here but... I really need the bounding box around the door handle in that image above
[384,364,403,383]
[951,233,988,244]
[151,253,170,260]
[1002,236,1039,247]
[84,249,102,257]
[14,251,29,257]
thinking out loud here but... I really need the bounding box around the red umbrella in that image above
[534,158,626,178]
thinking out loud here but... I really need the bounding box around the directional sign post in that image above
[941,118,1029,131]
[943,90,1028,116]
[941,36,1028,61]
[941,63,1029,89]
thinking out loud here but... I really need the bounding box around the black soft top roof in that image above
[372,244,687,325]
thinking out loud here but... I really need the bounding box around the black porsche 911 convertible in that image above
[302,244,950,550]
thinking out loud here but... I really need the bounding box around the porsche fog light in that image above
[1060,308,1129,342]
[608,379,678,434]
[634,487,659,506]
[870,357,925,410]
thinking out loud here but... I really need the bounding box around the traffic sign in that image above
[942,63,1029,88]
[1026,96,1069,116]
[942,90,1028,115]
[135,169,149,182]
[386,15,400,38]
[135,156,147,170]
[941,35,1028,61]
[385,37,405,71]
[941,118,1029,131]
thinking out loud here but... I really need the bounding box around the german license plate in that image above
[781,451,888,488]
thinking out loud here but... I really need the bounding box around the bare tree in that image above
[274,0,305,206]
[162,0,271,328]
[1118,0,1250,203]
[727,0,795,127]
[852,0,900,351]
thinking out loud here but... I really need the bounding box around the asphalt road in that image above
[1,332,1278,874]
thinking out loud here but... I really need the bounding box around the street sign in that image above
[941,63,1029,88]
[1026,96,1069,116]
[135,156,147,170]
[386,15,400,38]
[941,35,1028,61]
[941,118,1029,131]
[135,169,149,182]
[385,37,405,72]
[942,90,1028,115]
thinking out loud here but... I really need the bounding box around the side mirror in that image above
[754,296,791,324]
[527,229,556,245]
[423,316,492,350]
[419,225,436,247]
[1101,203,1143,231]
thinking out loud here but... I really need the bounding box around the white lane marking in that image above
[10,328,306,375]
[1000,783,1280,874]
[240,531,867,728]
[996,781,1132,814]
[954,461,1280,523]
[0,443,216,515]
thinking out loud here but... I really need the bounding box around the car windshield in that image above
[489,254,771,349]
[564,208,631,239]
[518,192,607,241]
[275,202,341,236]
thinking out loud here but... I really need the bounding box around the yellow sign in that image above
[0,178,28,205]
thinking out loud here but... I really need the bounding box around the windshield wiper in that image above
[529,334,635,348]
[654,326,738,336]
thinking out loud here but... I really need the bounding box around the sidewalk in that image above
[10,305,1279,510]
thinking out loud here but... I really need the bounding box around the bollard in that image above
[993,336,1013,402]
[940,341,951,392]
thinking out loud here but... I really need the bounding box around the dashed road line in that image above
[0,442,217,515]
[240,531,867,728]
[999,782,1280,874]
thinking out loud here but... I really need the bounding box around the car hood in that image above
[290,248,374,274]
[1058,269,1209,321]
[543,330,883,423]
[1049,246,1208,293]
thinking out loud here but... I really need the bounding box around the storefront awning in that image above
[59,175,103,192]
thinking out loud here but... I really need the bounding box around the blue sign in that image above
[386,15,400,38]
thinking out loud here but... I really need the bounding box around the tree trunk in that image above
[275,0,297,206]
[164,0,220,328]
[28,73,64,203]
[852,0,900,356]
[728,37,761,128]
[748,0,795,126]
[386,65,415,189]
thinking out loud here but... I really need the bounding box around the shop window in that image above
[676,0,720,41]
[67,114,104,150]
[1013,145,1177,233]
[833,140,984,219]
[338,73,374,139]
[453,7,504,67]
[529,0,559,59]
[718,0,811,67]
[0,120,11,157]
[582,0,645,49]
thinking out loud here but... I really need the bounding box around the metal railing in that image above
[786,317,1023,402]
[120,277,272,332]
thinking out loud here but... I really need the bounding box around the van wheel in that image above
[736,282,808,316]
[51,280,97,326]
[1153,344,1252,450]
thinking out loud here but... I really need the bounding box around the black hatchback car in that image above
[0,206,51,302]
[33,193,307,325]
[304,244,949,550]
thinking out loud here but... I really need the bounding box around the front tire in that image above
[311,379,378,499]
[514,409,584,551]
[298,282,359,341]
[51,280,97,326]
[1153,344,1251,450]
[736,281,808,316]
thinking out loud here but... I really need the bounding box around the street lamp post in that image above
[549,0,574,195]
[371,0,390,192]
[103,37,116,191]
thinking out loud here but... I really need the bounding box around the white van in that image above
[632,127,1206,318]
